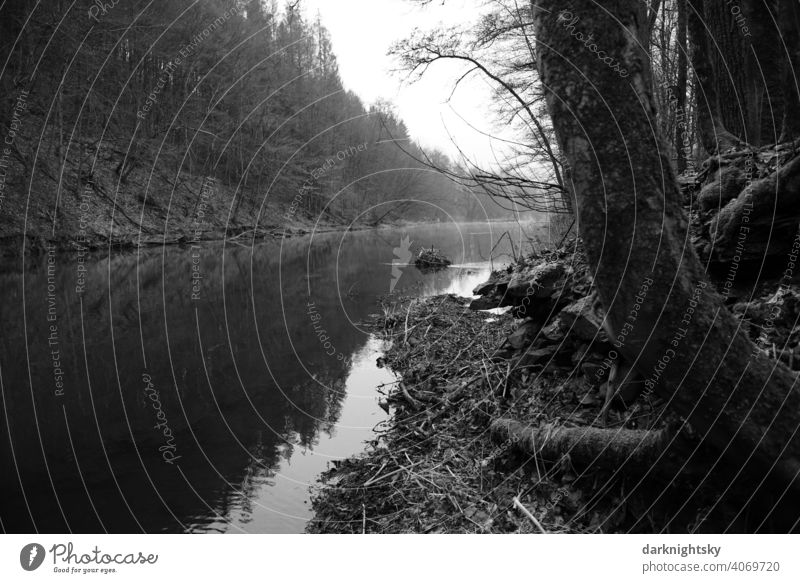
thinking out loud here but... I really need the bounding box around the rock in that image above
[472,274,510,297]
[571,343,590,365]
[541,318,566,342]
[505,319,542,351]
[581,361,608,386]
[507,261,566,298]
[697,166,746,212]
[558,295,605,341]
[473,281,495,296]
[512,295,561,321]
[517,345,558,367]
[469,296,501,311]
[579,390,601,407]
[704,155,800,263]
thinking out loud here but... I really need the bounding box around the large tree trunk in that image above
[742,0,786,145]
[675,0,688,173]
[531,0,800,509]
[778,0,800,142]
[704,0,750,141]
[687,0,798,149]
[687,0,744,153]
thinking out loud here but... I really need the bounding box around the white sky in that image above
[301,0,511,165]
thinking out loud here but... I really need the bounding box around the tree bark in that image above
[704,0,750,141]
[688,1,795,148]
[743,0,785,145]
[675,0,688,173]
[491,419,672,468]
[687,0,744,153]
[531,1,800,501]
[778,0,800,142]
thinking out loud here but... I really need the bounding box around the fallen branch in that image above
[512,496,547,533]
[399,382,422,411]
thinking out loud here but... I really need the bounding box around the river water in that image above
[0,220,550,533]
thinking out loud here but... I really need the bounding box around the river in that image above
[0,220,551,533]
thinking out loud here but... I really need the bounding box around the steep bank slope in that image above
[0,139,348,255]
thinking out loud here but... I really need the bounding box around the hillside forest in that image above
[0,0,521,252]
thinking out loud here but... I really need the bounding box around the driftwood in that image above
[490,419,671,468]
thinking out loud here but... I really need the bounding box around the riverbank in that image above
[0,141,411,257]
[0,220,381,257]
[308,243,800,533]
[0,174,367,257]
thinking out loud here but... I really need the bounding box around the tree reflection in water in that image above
[0,221,542,532]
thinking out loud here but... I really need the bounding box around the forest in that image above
[0,0,519,253]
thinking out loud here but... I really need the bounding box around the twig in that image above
[363,458,427,487]
[513,496,547,533]
[502,361,512,399]
[487,230,517,269]
[481,359,491,390]
[363,466,403,487]
[399,382,422,410]
[439,374,482,405]
[363,460,388,485]
[556,217,576,249]
[451,334,481,363]
[403,301,414,344]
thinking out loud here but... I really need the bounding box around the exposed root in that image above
[490,419,671,468]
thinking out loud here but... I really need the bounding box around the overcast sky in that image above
[301,0,509,165]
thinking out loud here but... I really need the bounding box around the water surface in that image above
[0,220,547,532]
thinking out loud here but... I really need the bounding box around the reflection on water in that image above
[191,337,394,533]
[0,220,545,533]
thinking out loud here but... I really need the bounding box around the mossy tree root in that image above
[490,419,671,469]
